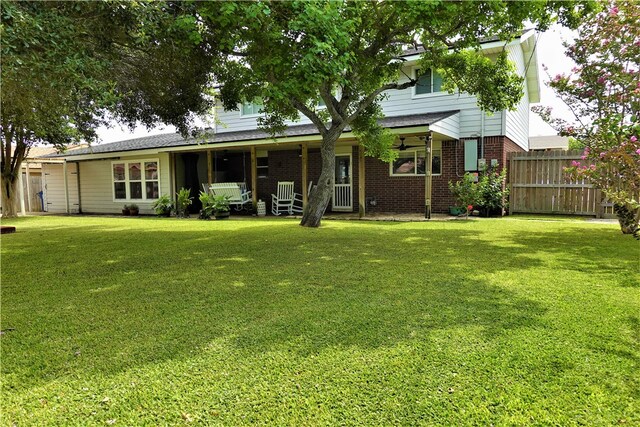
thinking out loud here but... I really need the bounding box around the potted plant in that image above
[175,188,193,218]
[122,204,130,216]
[198,191,215,220]
[212,195,231,220]
[152,194,173,217]
[128,203,139,216]
[476,166,509,217]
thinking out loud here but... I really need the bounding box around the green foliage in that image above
[567,137,586,150]
[1,216,638,424]
[175,188,193,218]
[449,173,480,216]
[477,167,509,214]
[198,191,215,220]
[212,195,231,213]
[151,194,173,217]
[533,1,639,233]
[128,203,139,211]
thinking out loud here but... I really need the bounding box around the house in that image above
[528,135,570,151]
[47,30,539,216]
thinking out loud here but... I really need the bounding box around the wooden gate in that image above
[508,150,606,217]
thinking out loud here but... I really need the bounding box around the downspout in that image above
[63,160,69,214]
[480,111,485,161]
[75,161,82,214]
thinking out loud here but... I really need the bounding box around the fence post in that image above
[508,151,514,216]
[595,189,603,218]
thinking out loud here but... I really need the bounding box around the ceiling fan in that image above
[394,136,422,151]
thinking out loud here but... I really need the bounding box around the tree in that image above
[0,1,216,217]
[193,0,595,227]
[533,1,639,236]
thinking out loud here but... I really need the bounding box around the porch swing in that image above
[207,150,253,211]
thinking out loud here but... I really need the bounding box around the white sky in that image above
[96,25,576,144]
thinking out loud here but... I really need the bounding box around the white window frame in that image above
[239,100,263,118]
[389,148,442,177]
[411,66,446,99]
[111,159,160,202]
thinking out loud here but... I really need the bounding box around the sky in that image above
[96,25,576,144]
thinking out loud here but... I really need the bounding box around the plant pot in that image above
[448,206,465,216]
[122,209,130,216]
[215,211,230,220]
[129,209,139,216]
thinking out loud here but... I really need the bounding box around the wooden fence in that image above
[508,150,611,217]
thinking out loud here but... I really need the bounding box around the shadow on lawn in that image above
[1,219,635,392]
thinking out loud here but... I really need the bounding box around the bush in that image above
[198,191,215,220]
[151,194,173,217]
[175,188,193,218]
[449,173,480,217]
[476,166,509,216]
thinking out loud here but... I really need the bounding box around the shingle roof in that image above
[55,111,459,158]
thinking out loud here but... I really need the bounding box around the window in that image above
[414,68,444,96]
[112,160,160,200]
[390,149,442,176]
[240,100,263,116]
[257,156,268,178]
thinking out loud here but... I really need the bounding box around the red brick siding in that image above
[252,137,523,214]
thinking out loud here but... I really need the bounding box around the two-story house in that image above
[46,30,538,216]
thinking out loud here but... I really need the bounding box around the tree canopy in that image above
[0,1,216,217]
[191,0,596,226]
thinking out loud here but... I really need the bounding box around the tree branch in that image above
[290,97,328,136]
[319,82,343,123]
[346,79,416,123]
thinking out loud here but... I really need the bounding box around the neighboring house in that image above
[48,30,539,216]
[528,135,570,151]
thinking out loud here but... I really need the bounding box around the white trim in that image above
[111,159,160,202]
[411,66,447,99]
[332,153,353,211]
[389,147,442,177]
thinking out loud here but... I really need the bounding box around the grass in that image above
[1,215,638,426]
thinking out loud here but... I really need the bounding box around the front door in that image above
[332,154,352,211]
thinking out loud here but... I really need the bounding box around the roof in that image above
[529,135,569,150]
[55,111,459,158]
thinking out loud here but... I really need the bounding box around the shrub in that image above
[198,191,215,220]
[449,173,480,217]
[476,166,509,216]
[175,188,193,218]
[152,194,173,217]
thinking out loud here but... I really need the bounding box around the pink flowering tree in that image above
[533,1,640,236]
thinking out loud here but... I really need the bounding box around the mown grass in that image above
[1,215,638,426]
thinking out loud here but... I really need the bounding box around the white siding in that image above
[42,163,79,213]
[214,64,504,139]
[504,43,530,149]
[78,153,171,215]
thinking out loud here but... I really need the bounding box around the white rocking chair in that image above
[292,181,314,214]
[271,181,298,215]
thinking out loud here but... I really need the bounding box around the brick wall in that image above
[251,137,523,214]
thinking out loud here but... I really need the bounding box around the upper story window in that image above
[240,100,263,117]
[414,68,444,96]
[390,148,442,176]
[112,160,159,201]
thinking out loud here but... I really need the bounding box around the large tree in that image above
[533,1,639,236]
[195,0,595,227]
[0,1,215,217]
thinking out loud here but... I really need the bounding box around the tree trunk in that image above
[1,172,20,218]
[613,203,640,237]
[300,134,338,227]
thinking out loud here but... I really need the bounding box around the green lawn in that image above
[1,216,638,426]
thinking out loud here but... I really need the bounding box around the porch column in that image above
[358,144,366,218]
[250,146,257,205]
[63,160,70,214]
[301,144,308,206]
[18,167,26,215]
[207,150,213,187]
[25,162,31,212]
[424,131,432,219]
